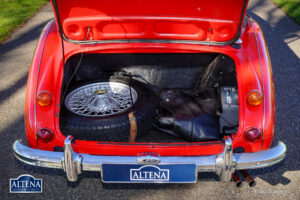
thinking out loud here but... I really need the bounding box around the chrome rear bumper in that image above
[13,136,286,182]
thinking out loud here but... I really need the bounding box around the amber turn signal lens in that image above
[247,90,263,106]
[36,91,52,106]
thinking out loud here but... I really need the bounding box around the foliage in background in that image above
[273,0,300,24]
[0,0,48,42]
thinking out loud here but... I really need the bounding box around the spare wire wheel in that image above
[60,78,157,141]
[65,82,138,117]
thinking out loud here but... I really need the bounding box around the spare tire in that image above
[59,77,158,141]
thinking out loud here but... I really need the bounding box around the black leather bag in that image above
[156,90,219,142]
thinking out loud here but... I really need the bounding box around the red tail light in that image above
[37,128,54,143]
[244,127,261,142]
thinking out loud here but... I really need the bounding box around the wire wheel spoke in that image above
[65,82,138,117]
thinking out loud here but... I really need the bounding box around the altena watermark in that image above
[10,174,42,193]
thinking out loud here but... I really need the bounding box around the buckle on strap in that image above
[128,112,137,143]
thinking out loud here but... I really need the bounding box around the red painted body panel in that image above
[50,0,247,43]
[25,17,275,156]
[25,22,54,149]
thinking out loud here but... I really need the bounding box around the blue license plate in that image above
[101,163,197,183]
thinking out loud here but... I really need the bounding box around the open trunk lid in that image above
[50,0,248,45]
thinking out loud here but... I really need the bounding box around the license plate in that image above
[101,163,197,183]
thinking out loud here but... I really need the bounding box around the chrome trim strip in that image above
[63,36,227,46]
[13,139,286,182]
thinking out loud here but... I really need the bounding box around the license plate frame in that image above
[101,163,197,183]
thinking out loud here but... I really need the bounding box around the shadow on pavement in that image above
[0,20,49,61]
[0,73,28,103]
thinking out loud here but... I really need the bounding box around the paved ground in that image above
[0,0,300,199]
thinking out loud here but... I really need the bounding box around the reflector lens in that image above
[247,90,263,106]
[36,91,52,106]
[245,127,261,142]
[37,128,54,143]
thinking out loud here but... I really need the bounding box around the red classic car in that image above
[13,0,286,185]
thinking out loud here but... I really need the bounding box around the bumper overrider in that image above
[13,136,286,182]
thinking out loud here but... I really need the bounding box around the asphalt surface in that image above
[0,0,300,199]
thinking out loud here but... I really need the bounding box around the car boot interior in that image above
[59,53,239,143]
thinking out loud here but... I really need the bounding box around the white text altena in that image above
[131,171,168,180]
[11,180,41,188]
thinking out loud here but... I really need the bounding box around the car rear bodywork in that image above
[13,0,286,183]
